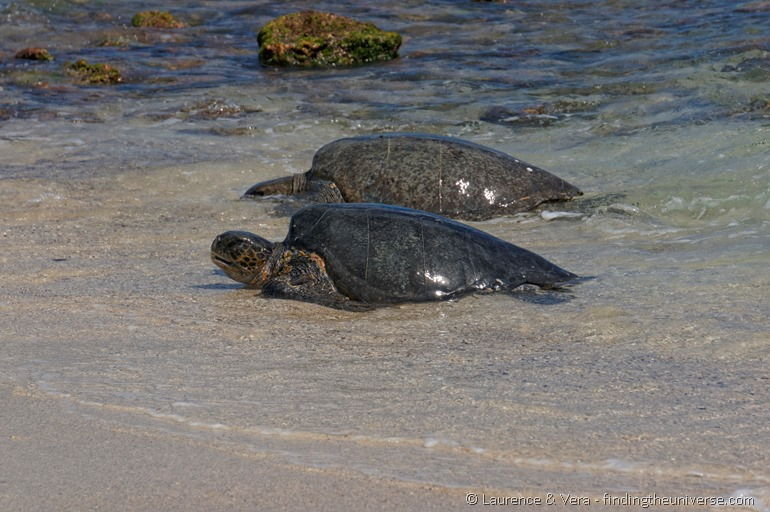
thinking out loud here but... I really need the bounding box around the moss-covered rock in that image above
[131,10,186,28]
[97,36,131,48]
[15,47,54,61]
[257,11,401,67]
[66,59,123,85]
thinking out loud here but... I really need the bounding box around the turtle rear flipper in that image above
[242,175,298,197]
[243,174,343,203]
[245,177,345,218]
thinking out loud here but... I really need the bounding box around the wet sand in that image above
[1,159,767,510]
[3,385,481,511]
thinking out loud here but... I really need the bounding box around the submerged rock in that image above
[15,47,53,61]
[7,69,60,87]
[481,100,598,127]
[734,1,770,12]
[721,56,770,81]
[481,106,560,127]
[66,59,122,85]
[257,10,401,67]
[131,10,186,28]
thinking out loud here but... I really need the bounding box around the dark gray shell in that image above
[285,203,576,303]
[308,133,581,220]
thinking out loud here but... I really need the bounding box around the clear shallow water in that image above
[1,0,769,507]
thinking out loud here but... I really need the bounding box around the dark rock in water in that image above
[243,133,581,221]
[733,1,770,12]
[480,106,560,127]
[728,96,770,119]
[481,100,598,127]
[15,47,53,61]
[179,99,261,120]
[257,11,401,67]
[211,203,577,310]
[721,57,770,81]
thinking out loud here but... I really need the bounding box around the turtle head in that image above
[211,230,275,286]
[242,174,308,198]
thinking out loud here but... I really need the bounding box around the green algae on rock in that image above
[131,10,186,28]
[66,59,122,85]
[15,47,54,61]
[257,11,401,67]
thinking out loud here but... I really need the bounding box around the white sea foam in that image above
[540,210,584,221]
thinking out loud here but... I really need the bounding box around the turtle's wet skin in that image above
[243,133,581,221]
[212,203,577,311]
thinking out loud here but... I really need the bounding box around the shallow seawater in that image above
[1,0,769,507]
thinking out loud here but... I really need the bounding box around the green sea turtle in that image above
[243,133,582,221]
[211,203,577,311]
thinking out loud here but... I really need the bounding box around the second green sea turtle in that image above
[243,133,582,221]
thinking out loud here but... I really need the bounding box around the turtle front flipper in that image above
[261,280,377,311]
[262,249,377,311]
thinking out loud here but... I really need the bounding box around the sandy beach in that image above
[2,159,767,510]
